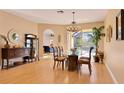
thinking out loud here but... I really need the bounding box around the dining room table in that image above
[66,48,79,71]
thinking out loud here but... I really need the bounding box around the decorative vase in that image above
[71,48,77,55]
[93,55,99,62]
[4,42,10,48]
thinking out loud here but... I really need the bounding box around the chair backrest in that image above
[58,46,64,56]
[58,46,61,56]
[52,47,56,60]
[60,46,64,56]
[55,46,59,56]
[52,46,64,59]
[52,46,59,60]
[89,47,94,62]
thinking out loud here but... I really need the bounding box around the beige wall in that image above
[104,9,124,83]
[0,11,38,63]
[78,21,104,30]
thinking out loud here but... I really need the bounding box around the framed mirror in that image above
[116,9,124,40]
[7,29,20,44]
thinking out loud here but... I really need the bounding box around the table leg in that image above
[62,61,64,70]
[1,59,4,69]
[7,59,9,69]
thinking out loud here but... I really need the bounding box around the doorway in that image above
[43,29,54,54]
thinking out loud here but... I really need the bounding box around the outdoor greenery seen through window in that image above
[73,31,95,56]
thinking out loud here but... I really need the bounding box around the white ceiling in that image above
[3,9,108,25]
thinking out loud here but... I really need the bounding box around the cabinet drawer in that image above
[14,49,24,57]
[8,50,15,58]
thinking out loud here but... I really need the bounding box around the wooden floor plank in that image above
[0,58,113,84]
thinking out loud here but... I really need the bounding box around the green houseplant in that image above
[92,26,104,62]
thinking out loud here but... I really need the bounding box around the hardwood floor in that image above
[0,57,114,84]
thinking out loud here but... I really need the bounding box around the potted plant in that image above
[92,26,104,62]
[0,34,10,48]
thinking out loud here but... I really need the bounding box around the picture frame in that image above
[58,35,61,43]
[116,9,124,40]
[7,29,20,44]
[106,25,112,42]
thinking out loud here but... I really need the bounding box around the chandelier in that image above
[66,12,82,32]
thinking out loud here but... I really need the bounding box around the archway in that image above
[43,29,54,53]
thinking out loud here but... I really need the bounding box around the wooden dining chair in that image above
[52,46,66,70]
[58,46,69,68]
[77,47,94,75]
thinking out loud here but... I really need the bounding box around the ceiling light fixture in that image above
[57,10,64,14]
[66,12,82,32]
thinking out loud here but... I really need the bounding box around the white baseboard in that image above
[105,63,118,84]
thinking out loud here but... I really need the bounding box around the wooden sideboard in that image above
[1,48,31,69]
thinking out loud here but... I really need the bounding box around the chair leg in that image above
[77,64,82,75]
[57,62,59,67]
[2,59,4,69]
[78,64,82,72]
[53,61,56,69]
[57,62,61,67]
[62,61,64,70]
[77,63,80,72]
[88,64,92,75]
[65,60,68,69]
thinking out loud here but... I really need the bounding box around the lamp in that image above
[66,12,82,32]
